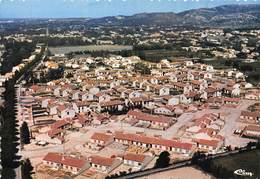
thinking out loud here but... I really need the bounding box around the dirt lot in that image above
[138,166,213,179]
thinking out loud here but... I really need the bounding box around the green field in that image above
[49,45,133,55]
[128,49,191,63]
[211,150,260,178]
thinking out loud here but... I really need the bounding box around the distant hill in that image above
[85,4,260,28]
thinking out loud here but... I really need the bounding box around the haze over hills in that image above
[85,4,260,28]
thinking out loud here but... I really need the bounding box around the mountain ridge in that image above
[85,4,260,28]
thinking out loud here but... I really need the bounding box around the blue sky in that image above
[0,0,260,18]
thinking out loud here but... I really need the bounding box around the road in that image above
[164,113,194,138]
[16,46,46,84]
[218,100,256,147]
[14,46,46,179]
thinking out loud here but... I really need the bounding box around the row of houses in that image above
[89,131,194,156]
[242,125,260,139]
[240,111,260,124]
[185,113,225,154]
[42,152,153,174]
[36,113,109,144]
[89,130,225,156]
[126,109,175,130]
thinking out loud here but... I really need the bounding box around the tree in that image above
[1,167,16,179]
[191,151,206,165]
[134,62,151,75]
[1,79,20,178]
[246,141,257,150]
[226,145,232,152]
[20,122,30,144]
[154,151,170,168]
[240,64,253,72]
[21,158,34,179]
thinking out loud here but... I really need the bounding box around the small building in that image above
[88,155,121,173]
[90,132,114,146]
[119,153,153,170]
[42,152,89,174]
[223,97,240,105]
[242,125,260,139]
[57,105,76,119]
[194,139,223,154]
[240,111,260,124]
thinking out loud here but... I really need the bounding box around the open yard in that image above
[138,166,212,179]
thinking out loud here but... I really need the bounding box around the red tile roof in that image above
[115,132,193,150]
[51,119,70,130]
[191,80,202,86]
[47,128,63,138]
[30,84,40,92]
[100,100,125,107]
[90,132,113,142]
[43,152,62,163]
[130,96,152,103]
[185,92,199,98]
[127,109,172,124]
[223,97,240,103]
[195,139,220,148]
[61,156,86,169]
[43,152,86,169]
[206,87,218,93]
[75,101,91,107]
[198,128,216,136]
[241,111,260,118]
[57,105,67,112]
[94,113,109,121]
[89,155,115,167]
[244,125,260,132]
[123,153,146,163]
[76,114,90,124]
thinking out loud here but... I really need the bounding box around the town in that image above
[1,4,260,179]
[1,36,260,178]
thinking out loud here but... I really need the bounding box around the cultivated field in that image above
[49,45,133,55]
[211,149,260,177]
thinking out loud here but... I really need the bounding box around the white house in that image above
[120,153,153,170]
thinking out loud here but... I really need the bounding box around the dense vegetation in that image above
[202,59,260,84]
[21,159,34,179]
[154,151,171,168]
[134,62,151,75]
[1,79,20,179]
[192,143,260,178]
[33,36,92,47]
[28,66,64,84]
[20,122,30,145]
[67,41,213,63]
[1,40,35,74]
[1,43,43,179]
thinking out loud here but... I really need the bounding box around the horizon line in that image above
[1,3,259,19]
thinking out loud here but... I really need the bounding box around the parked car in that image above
[36,140,49,146]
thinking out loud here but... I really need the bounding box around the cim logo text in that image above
[234,169,254,177]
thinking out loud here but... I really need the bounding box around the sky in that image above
[0,0,260,18]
